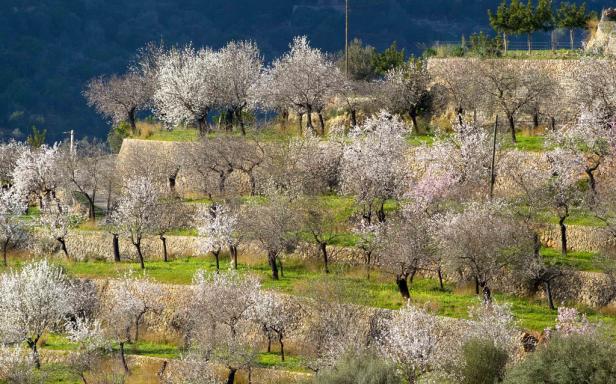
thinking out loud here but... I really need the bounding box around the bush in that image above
[107,121,131,153]
[504,334,616,384]
[314,351,402,384]
[460,338,508,384]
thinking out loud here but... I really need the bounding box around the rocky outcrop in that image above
[586,8,616,56]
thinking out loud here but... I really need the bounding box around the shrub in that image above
[503,334,616,384]
[314,351,402,384]
[460,338,508,384]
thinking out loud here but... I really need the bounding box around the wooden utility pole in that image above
[490,116,498,199]
[345,0,349,78]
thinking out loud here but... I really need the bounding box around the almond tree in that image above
[438,201,534,303]
[0,260,74,368]
[154,45,219,134]
[264,36,345,135]
[544,148,587,257]
[250,292,303,362]
[573,60,616,120]
[60,139,110,221]
[109,176,160,269]
[191,270,260,384]
[377,305,437,383]
[64,317,111,383]
[378,210,434,300]
[340,112,408,223]
[0,141,27,188]
[241,197,300,280]
[12,144,62,207]
[102,272,162,372]
[474,60,555,143]
[39,200,84,260]
[302,198,344,274]
[0,187,28,266]
[197,204,238,272]
[213,41,263,135]
[381,58,431,134]
[152,198,192,263]
[84,72,151,134]
[548,111,616,194]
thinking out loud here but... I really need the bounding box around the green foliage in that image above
[503,334,616,384]
[372,42,405,76]
[337,38,378,81]
[107,121,131,153]
[26,125,46,148]
[460,338,509,384]
[557,2,591,29]
[468,32,503,57]
[314,351,402,384]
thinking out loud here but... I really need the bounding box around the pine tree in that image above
[489,1,513,53]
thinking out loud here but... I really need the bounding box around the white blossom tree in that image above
[381,58,431,134]
[0,187,28,266]
[12,144,62,207]
[0,260,73,368]
[190,270,260,384]
[108,176,160,269]
[340,111,408,223]
[263,36,345,135]
[438,201,534,303]
[39,200,84,260]
[154,45,219,134]
[250,292,303,361]
[84,72,151,134]
[0,141,28,188]
[377,305,437,383]
[197,204,238,272]
[101,272,162,373]
[64,317,111,383]
[213,41,263,134]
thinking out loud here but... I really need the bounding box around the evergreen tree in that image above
[489,0,513,53]
[557,2,591,50]
[517,0,537,53]
[372,42,405,77]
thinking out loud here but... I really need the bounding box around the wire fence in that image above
[431,40,585,50]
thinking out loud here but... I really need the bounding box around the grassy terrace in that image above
[3,254,614,336]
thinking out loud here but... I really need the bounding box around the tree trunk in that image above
[481,283,492,304]
[279,257,284,278]
[87,196,96,221]
[2,240,8,267]
[586,166,598,194]
[236,108,246,136]
[58,237,69,260]
[266,331,272,353]
[508,114,517,143]
[306,106,314,132]
[396,275,411,300]
[229,245,238,270]
[533,232,541,259]
[376,201,386,223]
[160,235,168,262]
[318,112,325,136]
[27,338,40,369]
[559,216,568,257]
[218,171,227,195]
[550,116,556,131]
[113,234,121,262]
[350,109,357,127]
[268,251,279,280]
[545,280,555,310]
[503,32,508,54]
[213,250,220,273]
[475,276,480,295]
[298,113,303,136]
[197,115,209,136]
[135,312,144,342]
[128,109,137,135]
[410,109,419,135]
[437,267,444,290]
[119,342,129,373]
[533,108,539,129]
[225,109,234,132]
[320,242,329,273]
[227,368,237,384]
[279,336,285,362]
[168,176,176,196]
[527,33,532,54]
[249,173,257,196]
[135,240,145,269]
[570,29,574,50]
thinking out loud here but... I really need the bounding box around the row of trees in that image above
[2,258,607,384]
[489,1,593,51]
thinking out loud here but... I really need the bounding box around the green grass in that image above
[257,352,308,372]
[513,134,546,152]
[29,255,615,335]
[144,129,198,142]
[538,208,607,227]
[501,49,582,60]
[540,247,599,272]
